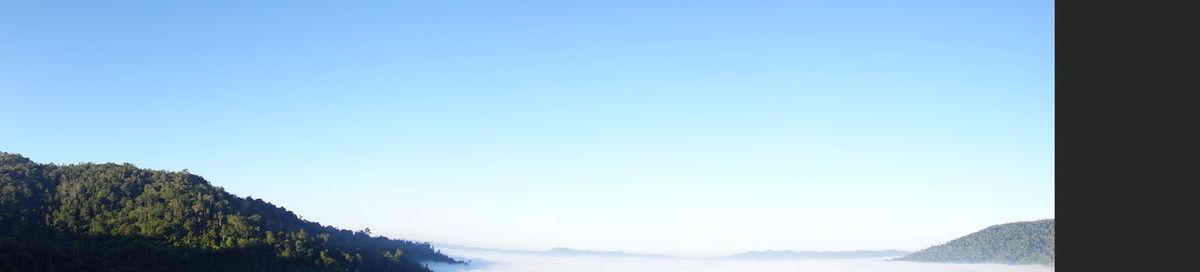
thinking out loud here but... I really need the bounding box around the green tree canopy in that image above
[1,152,463,272]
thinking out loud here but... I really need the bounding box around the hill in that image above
[0,152,461,271]
[723,249,911,260]
[895,219,1054,265]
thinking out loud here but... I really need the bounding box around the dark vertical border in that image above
[1060,0,1194,271]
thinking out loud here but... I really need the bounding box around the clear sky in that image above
[1,0,1053,257]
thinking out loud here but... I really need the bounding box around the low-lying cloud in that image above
[426,249,1054,272]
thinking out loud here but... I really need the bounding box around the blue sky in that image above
[1,0,1052,256]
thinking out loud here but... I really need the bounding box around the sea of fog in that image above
[425,248,1054,272]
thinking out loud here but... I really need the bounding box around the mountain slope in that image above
[896,219,1054,265]
[0,152,460,271]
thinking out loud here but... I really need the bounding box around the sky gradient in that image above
[1,0,1053,256]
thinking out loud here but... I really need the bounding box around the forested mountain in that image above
[896,219,1054,265]
[722,249,911,260]
[0,152,461,271]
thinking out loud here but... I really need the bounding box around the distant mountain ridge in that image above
[896,219,1054,265]
[436,243,911,261]
[722,249,911,260]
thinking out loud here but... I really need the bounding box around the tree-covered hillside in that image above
[896,219,1054,265]
[0,152,461,271]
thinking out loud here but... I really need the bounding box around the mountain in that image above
[895,219,1055,265]
[722,249,912,260]
[0,152,461,271]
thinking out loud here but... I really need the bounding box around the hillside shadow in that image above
[1,229,398,272]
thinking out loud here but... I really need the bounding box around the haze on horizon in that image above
[424,248,1055,272]
[1,0,1053,257]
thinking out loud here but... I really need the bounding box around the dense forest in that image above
[895,219,1054,266]
[0,152,462,271]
